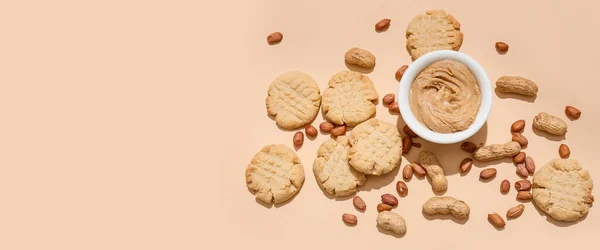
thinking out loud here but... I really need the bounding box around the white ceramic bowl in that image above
[398,50,492,144]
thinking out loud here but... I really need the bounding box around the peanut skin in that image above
[533,112,567,135]
[565,106,581,119]
[488,213,506,228]
[473,141,521,161]
[495,76,538,96]
[402,164,413,180]
[495,42,509,53]
[376,211,406,235]
[422,196,470,219]
[411,162,426,177]
[375,18,391,31]
[419,151,448,192]
[344,47,375,68]
[506,204,525,218]
[267,32,283,45]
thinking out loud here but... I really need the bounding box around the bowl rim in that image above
[397,50,493,144]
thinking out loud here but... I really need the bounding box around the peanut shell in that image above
[474,142,521,161]
[345,47,375,68]
[496,76,538,96]
[533,112,567,136]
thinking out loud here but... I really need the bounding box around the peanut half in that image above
[459,158,473,173]
[377,211,407,235]
[342,213,358,225]
[402,164,413,180]
[474,141,521,161]
[395,65,408,81]
[411,162,426,178]
[382,94,395,105]
[513,152,526,164]
[396,181,408,197]
[525,156,536,174]
[267,32,283,45]
[305,125,318,137]
[377,203,392,212]
[488,213,506,228]
[353,196,366,211]
[480,168,497,179]
[496,76,538,96]
[500,179,510,193]
[344,47,375,68]
[381,194,398,206]
[375,18,391,31]
[293,132,304,147]
[419,151,448,192]
[330,125,346,137]
[495,42,509,53]
[506,204,525,219]
[319,122,334,132]
[512,133,528,147]
[511,120,526,133]
[422,196,470,219]
[517,191,532,200]
[565,106,581,119]
[559,144,571,158]
[515,180,532,191]
[516,162,529,177]
[533,112,567,136]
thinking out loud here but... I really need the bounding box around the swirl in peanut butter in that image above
[409,60,481,133]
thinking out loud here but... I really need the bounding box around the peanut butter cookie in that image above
[322,71,378,126]
[406,10,463,60]
[313,136,366,197]
[266,71,322,130]
[348,118,402,175]
[246,144,305,204]
[532,159,594,221]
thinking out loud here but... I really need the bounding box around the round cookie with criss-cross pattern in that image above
[322,70,378,127]
[246,144,305,204]
[406,9,463,60]
[348,118,403,175]
[313,136,366,197]
[532,159,594,222]
[266,71,321,130]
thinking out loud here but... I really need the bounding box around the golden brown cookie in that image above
[348,118,402,175]
[532,159,594,221]
[322,71,378,126]
[406,10,463,60]
[266,71,322,130]
[246,144,305,204]
[313,136,366,197]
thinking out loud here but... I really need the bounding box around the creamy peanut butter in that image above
[409,60,481,133]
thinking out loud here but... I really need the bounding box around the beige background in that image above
[1,0,599,249]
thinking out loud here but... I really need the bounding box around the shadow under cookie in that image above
[247,186,302,209]
[314,180,355,202]
[356,165,401,192]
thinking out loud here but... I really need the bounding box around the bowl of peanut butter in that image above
[398,50,492,144]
